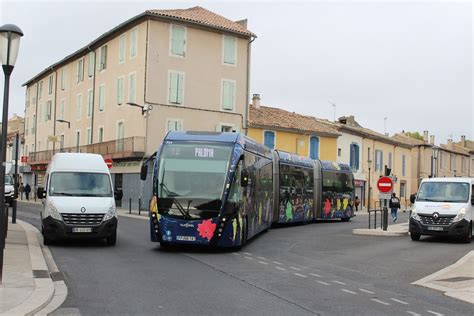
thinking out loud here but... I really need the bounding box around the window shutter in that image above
[88,52,95,77]
[224,36,236,64]
[349,144,354,168]
[177,73,184,104]
[264,131,275,149]
[355,145,360,170]
[171,25,185,56]
[169,73,178,103]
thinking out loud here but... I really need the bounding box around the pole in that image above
[12,132,19,223]
[382,199,388,231]
[0,65,14,284]
[367,166,371,212]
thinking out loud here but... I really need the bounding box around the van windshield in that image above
[417,182,470,203]
[5,175,13,185]
[49,172,113,197]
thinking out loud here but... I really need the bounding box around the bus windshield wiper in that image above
[159,182,190,219]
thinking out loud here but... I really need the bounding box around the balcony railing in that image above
[29,136,145,164]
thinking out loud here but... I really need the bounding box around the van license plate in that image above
[72,227,92,233]
[427,226,443,231]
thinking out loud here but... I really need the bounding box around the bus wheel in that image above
[410,232,421,241]
[341,217,350,222]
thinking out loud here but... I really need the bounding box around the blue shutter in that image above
[264,131,275,149]
[349,144,354,169]
[310,136,319,159]
[355,144,360,170]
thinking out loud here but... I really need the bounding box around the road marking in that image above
[426,311,444,316]
[333,280,346,285]
[317,281,330,286]
[341,289,357,295]
[290,267,301,271]
[258,261,269,265]
[244,256,253,260]
[310,273,321,278]
[359,288,375,294]
[257,256,266,260]
[275,266,287,271]
[243,252,252,256]
[273,261,283,265]
[371,299,390,306]
[158,306,164,309]
[406,312,421,316]
[390,298,409,305]
[294,273,307,278]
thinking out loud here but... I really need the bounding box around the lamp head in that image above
[0,24,24,67]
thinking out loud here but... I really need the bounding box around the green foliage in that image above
[405,131,424,141]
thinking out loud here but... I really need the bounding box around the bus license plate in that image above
[176,236,196,241]
[427,226,443,231]
[72,227,92,233]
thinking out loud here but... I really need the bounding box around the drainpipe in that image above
[52,67,58,154]
[245,36,256,135]
[87,46,97,144]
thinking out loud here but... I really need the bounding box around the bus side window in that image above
[229,161,243,203]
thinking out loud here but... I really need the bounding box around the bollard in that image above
[148,199,151,216]
[368,210,371,229]
[383,207,388,231]
[129,198,132,214]
[374,209,377,229]
[138,198,141,215]
[12,200,16,224]
[5,205,9,238]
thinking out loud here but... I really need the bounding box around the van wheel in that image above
[410,232,421,241]
[461,223,472,243]
[106,230,117,246]
[43,234,52,246]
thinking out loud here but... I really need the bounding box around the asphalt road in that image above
[16,201,474,316]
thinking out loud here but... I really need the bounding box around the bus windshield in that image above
[156,142,233,219]
[49,172,113,197]
[417,182,469,203]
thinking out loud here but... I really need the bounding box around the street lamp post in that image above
[0,23,24,284]
[367,159,372,212]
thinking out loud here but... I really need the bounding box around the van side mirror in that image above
[241,170,249,187]
[37,187,46,199]
[471,196,474,206]
[140,163,148,181]
[410,194,416,204]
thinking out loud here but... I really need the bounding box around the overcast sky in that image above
[1,0,472,144]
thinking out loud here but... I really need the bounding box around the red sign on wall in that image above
[21,156,28,163]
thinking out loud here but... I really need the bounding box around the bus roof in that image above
[420,177,474,184]
[275,150,314,168]
[320,160,352,173]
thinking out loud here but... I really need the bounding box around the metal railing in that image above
[29,136,145,163]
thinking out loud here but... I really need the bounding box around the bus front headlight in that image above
[411,209,421,221]
[453,208,466,223]
[103,206,117,221]
[47,202,62,221]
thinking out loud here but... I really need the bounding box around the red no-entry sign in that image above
[104,158,113,169]
[377,176,393,193]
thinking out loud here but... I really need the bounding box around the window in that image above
[48,75,53,94]
[130,27,138,58]
[223,35,236,65]
[116,77,124,105]
[61,68,66,90]
[388,152,392,169]
[170,24,186,56]
[86,128,92,145]
[349,143,360,171]
[400,181,406,198]
[451,154,456,171]
[402,155,406,176]
[76,94,82,120]
[310,136,320,160]
[264,131,275,149]
[32,115,36,134]
[99,85,105,111]
[462,157,468,173]
[25,89,29,108]
[98,127,104,143]
[38,141,41,151]
[46,101,52,121]
[60,135,64,150]
[38,81,43,98]
[338,148,341,157]
[38,103,43,122]
[75,131,80,149]
[76,58,84,83]
[167,119,182,132]
[222,80,235,110]
[168,72,184,104]
[119,34,126,63]
[117,122,124,152]
[99,45,107,71]
[218,124,234,132]
[87,89,93,117]
[375,150,383,172]
[25,118,29,136]
[60,100,65,120]
[128,72,136,103]
[88,52,95,77]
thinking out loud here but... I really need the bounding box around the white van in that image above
[38,153,117,245]
[409,177,473,243]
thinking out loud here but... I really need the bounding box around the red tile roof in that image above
[147,6,255,37]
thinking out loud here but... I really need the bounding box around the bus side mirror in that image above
[410,194,416,204]
[37,187,46,199]
[140,163,148,181]
[241,170,249,187]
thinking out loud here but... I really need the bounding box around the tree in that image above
[405,131,424,141]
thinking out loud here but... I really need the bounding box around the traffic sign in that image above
[104,158,113,169]
[377,176,393,193]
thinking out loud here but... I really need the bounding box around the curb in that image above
[117,209,148,221]
[2,219,55,316]
[352,228,408,237]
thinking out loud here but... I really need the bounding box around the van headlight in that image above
[411,209,421,221]
[47,202,62,221]
[452,208,466,223]
[103,206,117,221]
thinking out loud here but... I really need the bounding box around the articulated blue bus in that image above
[142,132,354,248]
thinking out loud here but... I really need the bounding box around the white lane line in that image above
[359,288,375,294]
[243,252,252,256]
[333,280,346,285]
[258,261,269,265]
[244,256,253,260]
[273,261,283,265]
[390,298,409,305]
[275,266,287,271]
[371,299,391,306]
[406,312,421,316]
[426,311,444,316]
[257,256,266,260]
[310,273,321,278]
[294,273,307,278]
[289,267,301,271]
[317,281,331,286]
[341,289,357,295]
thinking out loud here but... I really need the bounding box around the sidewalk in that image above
[352,221,409,237]
[0,218,64,315]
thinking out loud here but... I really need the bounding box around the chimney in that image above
[461,135,466,147]
[430,135,435,145]
[235,19,248,28]
[252,94,261,109]
[423,130,429,142]
[447,139,453,150]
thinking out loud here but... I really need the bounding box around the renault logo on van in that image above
[432,212,439,221]
[81,207,86,213]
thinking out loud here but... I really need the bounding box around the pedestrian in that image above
[354,196,360,212]
[389,192,401,222]
[19,182,24,200]
[24,183,31,201]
